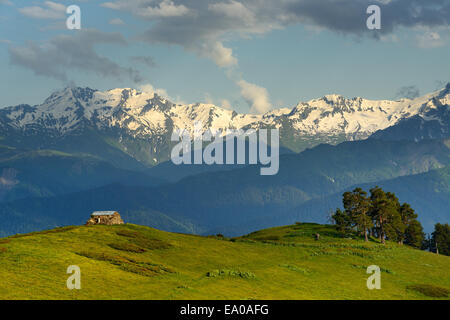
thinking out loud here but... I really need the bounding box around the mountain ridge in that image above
[1,138,447,237]
[1,84,448,166]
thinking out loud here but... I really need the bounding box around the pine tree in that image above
[333,186,425,248]
[431,223,450,256]
[343,188,371,241]
[383,192,404,243]
[369,187,398,244]
[399,203,424,247]
[405,219,425,248]
[331,208,352,235]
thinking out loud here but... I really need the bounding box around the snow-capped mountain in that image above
[0,84,449,166]
[370,85,450,142]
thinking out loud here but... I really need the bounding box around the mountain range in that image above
[2,137,448,236]
[1,83,449,167]
[0,84,449,237]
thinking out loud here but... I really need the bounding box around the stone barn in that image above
[85,211,124,225]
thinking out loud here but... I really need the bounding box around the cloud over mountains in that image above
[9,29,142,83]
[7,0,450,113]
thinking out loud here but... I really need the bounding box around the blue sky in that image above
[1,0,449,113]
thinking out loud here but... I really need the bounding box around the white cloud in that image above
[103,0,279,68]
[237,79,272,114]
[103,0,190,19]
[379,34,399,43]
[139,83,170,99]
[221,99,233,110]
[200,41,237,68]
[137,0,190,18]
[416,31,446,48]
[138,83,186,104]
[101,1,122,10]
[19,1,66,20]
[208,0,255,23]
[102,0,450,50]
[9,29,142,83]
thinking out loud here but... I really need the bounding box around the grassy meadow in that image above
[0,223,448,300]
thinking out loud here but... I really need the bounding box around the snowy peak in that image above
[1,85,449,142]
[0,84,448,165]
[283,85,449,137]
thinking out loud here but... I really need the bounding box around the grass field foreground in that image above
[0,223,448,299]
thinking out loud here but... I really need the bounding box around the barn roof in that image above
[91,211,118,216]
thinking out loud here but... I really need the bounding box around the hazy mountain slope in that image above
[0,183,199,238]
[285,165,450,234]
[182,159,450,235]
[155,139,449,221]
[0,145,166,202]
[0,138,447,237]
[0,223,449,300]
[146,139,294,183]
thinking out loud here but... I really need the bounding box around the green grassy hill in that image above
[0,223,448,300]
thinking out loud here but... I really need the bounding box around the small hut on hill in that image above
[85,211,124,225]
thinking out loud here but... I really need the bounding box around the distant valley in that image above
[0,84,448,237]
